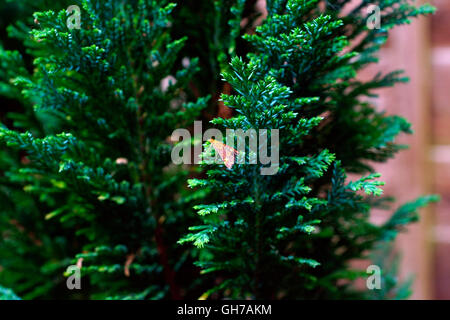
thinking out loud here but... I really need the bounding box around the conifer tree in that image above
[0,0,248,299]
[180,0,438,299]
[0,0,438,300]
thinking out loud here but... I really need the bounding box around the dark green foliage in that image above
[0,0,439,300]
[0,0,216,299]
[180,0,438,299]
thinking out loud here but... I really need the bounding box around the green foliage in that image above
[0,285,21,300]
[180,0,438,299]
[0,0,439,300]
[0,0,221,300]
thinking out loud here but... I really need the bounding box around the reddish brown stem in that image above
[155,222,182,300]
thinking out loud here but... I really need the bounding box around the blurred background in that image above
[359,0,450,300]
